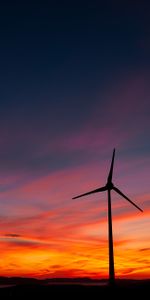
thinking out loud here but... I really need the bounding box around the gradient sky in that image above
[0,1,150,279]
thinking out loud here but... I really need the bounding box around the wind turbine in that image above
[72,149,143,285]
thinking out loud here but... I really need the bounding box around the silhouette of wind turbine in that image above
[72,149,143,285]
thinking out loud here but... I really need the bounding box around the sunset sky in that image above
[0,1,150,280]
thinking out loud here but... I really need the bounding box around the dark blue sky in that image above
[0,1,150,175]
[1,1,149,106]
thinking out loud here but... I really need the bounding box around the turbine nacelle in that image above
[106,182,114,190]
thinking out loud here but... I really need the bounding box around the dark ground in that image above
[0,280,149,299]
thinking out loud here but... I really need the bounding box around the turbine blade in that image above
[113,186,143,212]
[72,186,107,199]
[107,148,115,183]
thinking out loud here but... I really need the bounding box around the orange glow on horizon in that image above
[0,206,149,279]
[0,158,149,280]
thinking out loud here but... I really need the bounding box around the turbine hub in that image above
[106,182,114,190]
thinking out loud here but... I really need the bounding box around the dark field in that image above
[0,280,149,299]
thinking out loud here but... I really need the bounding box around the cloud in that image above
[6,239,43,247]
[0,236,52,249]
[4,233,21,238]
[139,248,150,252]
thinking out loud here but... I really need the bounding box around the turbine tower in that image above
[72,149,143,285]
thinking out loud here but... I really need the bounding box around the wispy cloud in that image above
[139,248,150,252]
[4,233,21,238]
